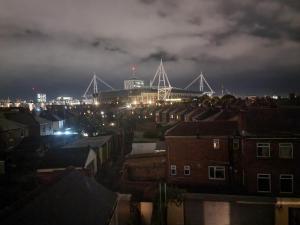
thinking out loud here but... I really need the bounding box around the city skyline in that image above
[0,0,300,99]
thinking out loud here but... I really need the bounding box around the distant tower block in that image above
[37,93,46,103]
[124,65,145,90]
[150,59,172,101]
[83,73,114,99]
[184,72,214,96]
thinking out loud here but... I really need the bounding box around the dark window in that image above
[184,165,190,176]
[280,174,293,193]
[233,139,239,150]
[257,174,271,192]
[257,143,270,157]
[209,166,225,180]
[170,165,176,176]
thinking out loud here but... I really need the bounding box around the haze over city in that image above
[0,0,300,99]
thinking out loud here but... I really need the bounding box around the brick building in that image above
[238,108,300,196]
[165,107,300,196]
[165,121,239,192]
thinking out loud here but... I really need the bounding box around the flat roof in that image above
[62,135,112,149]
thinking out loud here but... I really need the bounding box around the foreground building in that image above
[165,121,239,192]
[165,107,300,196]
[1,170,130,225]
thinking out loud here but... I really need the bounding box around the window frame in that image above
[170,165,177,176]
[279,143,293,159]
[208,166,225,180]
[280,174,293,193]
[184,165,191,176]
[233,139,239,150]
[213,139,220,150]
[256,143,271,158]
[257,173,271,193]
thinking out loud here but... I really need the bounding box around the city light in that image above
[54,129,78,136]
[82,132,89,137]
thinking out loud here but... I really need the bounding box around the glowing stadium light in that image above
[54,129,78,136]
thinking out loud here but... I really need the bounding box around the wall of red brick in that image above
[241,138,300,195]
[166,137,231,188]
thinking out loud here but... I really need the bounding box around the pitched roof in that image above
[0,113,26,131]
[165,121,239,136]
[39,111,62,121]
[2,170,117,225]
[243,107,300,136]
[38,147,90,169]
[4,112,39,127]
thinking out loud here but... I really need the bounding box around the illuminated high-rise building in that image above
[37,93,46,103]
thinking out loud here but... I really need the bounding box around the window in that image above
[280,174,293,193]
[257,174,271,192]
[170,165,176,176]
[213,139,220,149]
[257,143,270,157]
[208,166,225,180]
[20,129,25,137]
[233,139,239,150]
[0,161,5,174]
[279,143,293,159]
[184,165,191,176]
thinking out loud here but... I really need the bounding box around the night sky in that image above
[0,0,300,99]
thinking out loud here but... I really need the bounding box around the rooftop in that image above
[165,121,239,137]
[2,170,117,225]
[38,147,90,169]
[62,135,112,149]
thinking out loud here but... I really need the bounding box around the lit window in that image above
[184,165,191,176]
[257,174,271,192]
[280,174,293,193]
[233,139,239,150]
[170,165,176,176]
[213,139,220,149]
[208,166,225,180]
[257,143,270,157]
[279,143,293,159]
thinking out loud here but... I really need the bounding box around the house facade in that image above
[165,108,300,196]
[165,121,239,192]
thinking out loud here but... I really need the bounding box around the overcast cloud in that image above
[0,0,299,99]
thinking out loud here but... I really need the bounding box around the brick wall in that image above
[166,137,232,189]
[241,138,300,196]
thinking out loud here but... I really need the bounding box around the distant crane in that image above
[83,73,114,99]
[150,59,172,101]
[184,72,214,96]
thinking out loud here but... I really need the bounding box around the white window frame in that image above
[256,143,271,158]
[170,165,177,176]
[280,174,293,193]
[184,165,191,176]
[208,166,225,180]
[257,173,271,193]
[279,143,293,159]
[213,139,220,150]
[233,139,239,150]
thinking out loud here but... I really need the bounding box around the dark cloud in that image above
[0,0,299,99]
[138,0,156,5]
[90,38,127,53]
[141,50,178,62]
